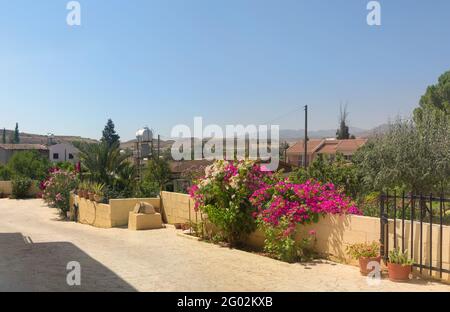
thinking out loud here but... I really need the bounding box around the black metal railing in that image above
[380,192,450,278]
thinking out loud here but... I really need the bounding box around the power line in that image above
[264,106,305,125]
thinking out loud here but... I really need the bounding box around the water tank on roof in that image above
[136,127,152,142]
[141,143,151,157]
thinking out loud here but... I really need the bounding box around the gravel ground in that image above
[0,199,449,292]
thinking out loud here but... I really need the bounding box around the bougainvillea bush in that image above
[189,160,271,245]
[41,169,78,217]
[250,179,361,262]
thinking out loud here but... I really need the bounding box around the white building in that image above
[48,143,79,164]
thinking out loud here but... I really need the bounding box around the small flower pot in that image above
[78,191,84,198]
[174,223,182,230]
[359,256,382,276]
[387,263,412,282]
[88,192,95,201]
[94,194,103,203]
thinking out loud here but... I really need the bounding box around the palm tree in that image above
[75,141,133,187]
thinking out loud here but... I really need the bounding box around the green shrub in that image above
[7,151,50,181]
[55,162,75,172]
[0,165,12,180]
[134,180,160,198]
[260,222,316,263]
[11,177,33,199]
[42,170,78,215]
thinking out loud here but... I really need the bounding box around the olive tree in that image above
[354,109,449,194]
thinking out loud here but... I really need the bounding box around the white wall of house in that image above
[49,143,79,163]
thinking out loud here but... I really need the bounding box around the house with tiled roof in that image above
[0,144,49,165]
[286,138,367,167]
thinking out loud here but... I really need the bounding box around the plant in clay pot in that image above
[387,248,414,282]
[82,181,89,199]
[85,182,94,201]
[78,181,87,198]
[346,241,381,276]
[92,183,105,203]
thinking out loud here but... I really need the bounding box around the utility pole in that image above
[157,134,161,158]
[304,105,308,169]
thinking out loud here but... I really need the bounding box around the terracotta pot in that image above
[387,263,412,282]
[174,223,182,230]
[94,194,103,203]
[78,190,84,198]
[88,192,95,201]
[359,256,381,276]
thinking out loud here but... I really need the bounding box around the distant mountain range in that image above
[274,125,390,143]
[278,127,368,140]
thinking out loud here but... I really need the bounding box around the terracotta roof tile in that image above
[0,144,48,151]
[287,139,323,154]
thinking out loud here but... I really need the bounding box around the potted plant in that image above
[346,241,381,276]
[387,248,414,282]
[88,193,95,201]
[78,182,85,198]
[92,183,105,203]
[85,182,94,201]
[82,181,89,199]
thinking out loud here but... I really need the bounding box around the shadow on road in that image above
[0,233,136,292]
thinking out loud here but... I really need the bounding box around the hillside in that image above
[0,129,97,145]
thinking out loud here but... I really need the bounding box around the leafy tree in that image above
[101,119,120,147]
[353,112,449,194]
[290,154,360,198]
[414,70,450,121]
[280,141,290,161]
[2,128,6,144]
[13,123,20,144]
[143,156,171,192]
[7,151,50,180]
[336,104,351,140]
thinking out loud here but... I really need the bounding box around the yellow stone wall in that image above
[0,180,40,197]
[160,191,198,224]
[109,198,161,227]
[72,195,161,228]
[74,196,113,228]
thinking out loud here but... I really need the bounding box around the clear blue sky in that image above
[1,0,449,141]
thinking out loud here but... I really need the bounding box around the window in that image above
[68,153,74,160]
[53,153,59,160]
[298,155,304,166]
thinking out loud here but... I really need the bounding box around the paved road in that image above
[0,199,449,292]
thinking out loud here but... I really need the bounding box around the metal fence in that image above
[380,192,450,278]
